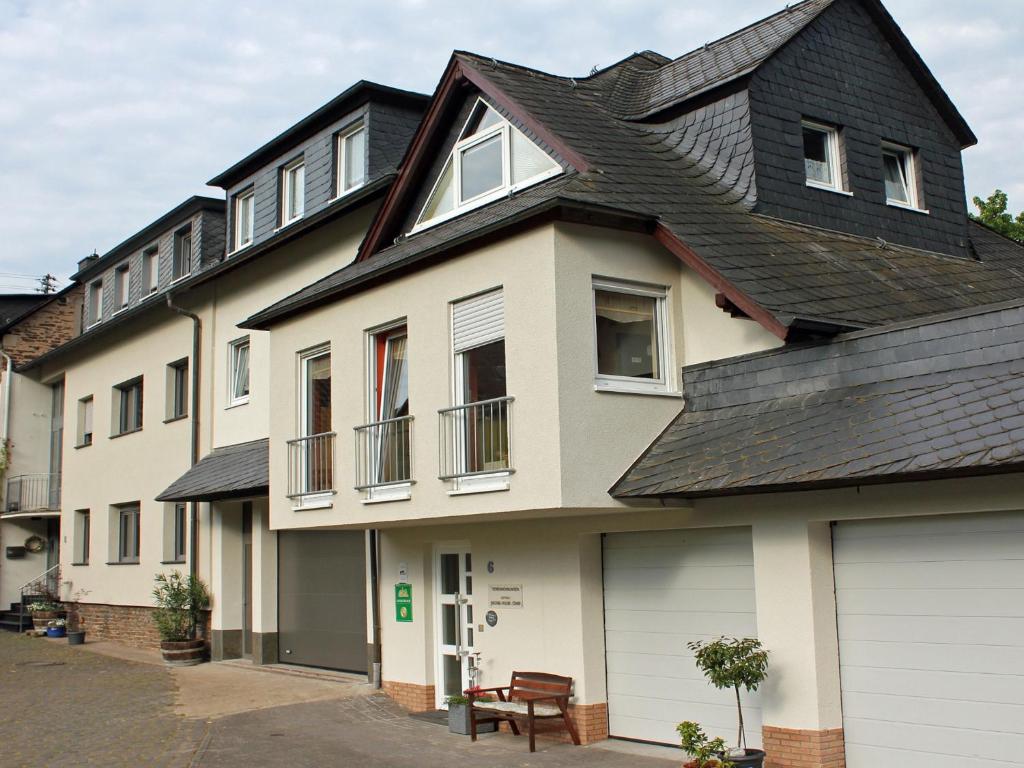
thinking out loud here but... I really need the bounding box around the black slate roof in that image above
[612,301,1024,498]
[156,439,268,502]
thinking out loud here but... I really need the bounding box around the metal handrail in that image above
[5,472,61,513]
[354,415,415,491]
[19,563,62,629]
[438,396,514,481]
[286,431,336,498]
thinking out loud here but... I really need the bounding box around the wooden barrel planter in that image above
[160,639,206,666]
[31,610,65,631]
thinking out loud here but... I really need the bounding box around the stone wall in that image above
[1,286,83,366]
[69,601,211,651]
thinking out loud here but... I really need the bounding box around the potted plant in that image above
[45,618,67,638]
[446,690,497,735]
[681,637,769,768]
[152,571,210,666]
[28,600,64,631]
[677,722,732,768]
[66,589,88,645]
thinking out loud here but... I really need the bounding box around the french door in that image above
[435,546,475,708]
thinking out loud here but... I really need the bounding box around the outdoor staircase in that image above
[0,602,35,633]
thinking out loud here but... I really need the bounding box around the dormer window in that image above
[881,142,924,211]
[336,122,366,196]
[282,158,305,225]
[114,263,130,312]
[415,100,561,230]
[802,120,844,193]
[234,188,254,250]
[87,279,103,327]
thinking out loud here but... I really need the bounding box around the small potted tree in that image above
[152,571,210,666]
[680,637,769,768]
[677,722,732,768]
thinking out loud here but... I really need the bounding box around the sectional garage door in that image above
[833,513,1024,767]
[603,527,762,746]
[278,531,367,673]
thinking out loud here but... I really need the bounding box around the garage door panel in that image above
[844,718,1024,761]
[605,607,757,637]
[834,559,1024,589]
[604,528,760,747]
[837,613,1024,645]
[834,514,1024,766]
[836,587,1024,617]
[834,530,1024,563]
[605,587,756,613]
[602,564,755,590]
[839,639,1024,676]
[841,666,1024,706]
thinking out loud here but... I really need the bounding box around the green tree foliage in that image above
[971,190,1024,242]
[688,637,769,751]
[677,721,733,768]
[152,571,210,642]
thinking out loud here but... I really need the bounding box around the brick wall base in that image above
[500,701,608,745]
[763,726,845,768]
[382,680,435,713]
[69,602,211,652]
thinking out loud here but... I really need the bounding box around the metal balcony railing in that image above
[438,396,514,481]
[354,416,414,491]
[5,473,61,513]
[286,432,336,498]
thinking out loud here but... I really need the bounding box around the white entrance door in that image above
[435,546,475,708]
[834,513,1024,767]
[603,527,761,746]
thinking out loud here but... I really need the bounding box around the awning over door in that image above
[156,438,268,502]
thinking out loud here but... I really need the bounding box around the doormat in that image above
[409,709,449,726]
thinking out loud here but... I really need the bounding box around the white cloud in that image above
[1,0,1021,284]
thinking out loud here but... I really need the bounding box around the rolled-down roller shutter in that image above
[452,289,504,353]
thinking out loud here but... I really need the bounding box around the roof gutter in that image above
[166,293,202,581]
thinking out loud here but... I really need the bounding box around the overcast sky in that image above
[1,0,1020,291]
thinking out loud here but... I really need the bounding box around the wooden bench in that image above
[468,671,581,752]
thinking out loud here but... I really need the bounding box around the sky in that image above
[0,0,1021,292]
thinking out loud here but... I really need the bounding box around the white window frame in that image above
[336,121,367,198]
[233,188,255,251]
[87,279,103,327]
[113,263,130,313]
[413,99,562,232]
[116,504,140,564]
[592,278,675,396]
[172,226,193,282]
[801,119,847,194]
[74,509,90,565]
[77,395,94,447]
[227,336,251,407]
[881,141,926,213]
[142,245,159,295]
[363,321,413,502]
[281,157,305,226]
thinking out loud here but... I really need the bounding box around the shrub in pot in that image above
[681,637,769,768]
[152,571,210,666]
[28,600,64,631]
[45,617,67,638]
[446,692,497,735]
[678,721,732,768]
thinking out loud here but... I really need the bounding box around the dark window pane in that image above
[442,604,457,645]
[462,340,506,403]
[803,127,832,185]
[883,152,909,203]
[440,554,459,595]
[595,290,659,379]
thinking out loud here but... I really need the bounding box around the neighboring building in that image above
[0,286,83,621]
[12,82,427,653]
[238,0,1024,765]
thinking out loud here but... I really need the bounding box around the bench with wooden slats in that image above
[468,671,580,752]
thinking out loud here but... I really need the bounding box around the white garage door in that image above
[603,527,762,746]
[834,513,1024,768]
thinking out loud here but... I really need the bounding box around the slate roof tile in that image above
[156,439,269,502]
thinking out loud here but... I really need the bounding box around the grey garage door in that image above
[278,530,367,673]
[603,527,762,746]
[833,513,1024,767]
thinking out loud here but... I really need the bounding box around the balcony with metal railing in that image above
[286,432,336,501]
[438,397,514,481]
[354,416,414,495]
[4,473,61,515]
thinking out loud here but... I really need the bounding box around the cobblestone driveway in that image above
[0,633,677,767]
[0,633,202,767]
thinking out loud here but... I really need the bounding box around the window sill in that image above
[886,200,930,215]
[329,182,365,205]
[361,486,413,504]
[73,442,93,450]
[106,560,140,566]
[291,500,334,511]
[274,216,303,233]
[806,181,853,197]
[160,559,186,565]
[225,398,250,410]
[227,242,253,257]
[163,414,188,424]
[170,273,192,286]
[109,427,143,440]
[448,474,511,496]
[113,306,130,316]
[594,384,682,398]
[70,561,89,567]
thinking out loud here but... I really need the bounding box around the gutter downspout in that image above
[369,529,382,688]
[166,294,201,580]
[1,352,12,447]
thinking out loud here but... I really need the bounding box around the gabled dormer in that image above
[411,99,562,232]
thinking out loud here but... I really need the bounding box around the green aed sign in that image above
[395,583,413,622]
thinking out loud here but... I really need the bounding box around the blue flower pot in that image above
[46,627,66,638]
